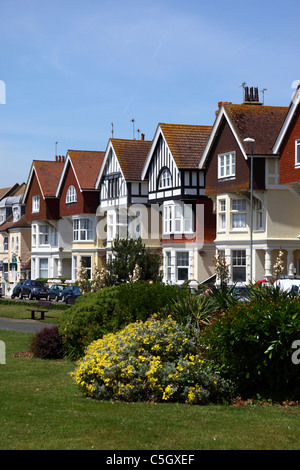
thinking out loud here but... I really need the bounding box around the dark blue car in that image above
[61,285,82,304]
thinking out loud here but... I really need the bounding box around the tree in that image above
[106,237,161,285]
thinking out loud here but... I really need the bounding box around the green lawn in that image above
[0,328,299,450]
[0,299,66,323]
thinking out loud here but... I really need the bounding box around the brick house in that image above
[55,150,105,281]
[199,88,292,284]
[23,158,65,280]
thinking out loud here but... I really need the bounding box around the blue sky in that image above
[0,0,300,188]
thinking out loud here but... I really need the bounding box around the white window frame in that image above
[39,225,50,246]
[255,199,263,231]
[218,152,236,179]
[32,195,40,213]
[3,236,8,252]
[232,250,246,283]
[165,251,172,282]
[39,258,49,279]
[66,185,77,204]
[80,255,92,280]
[163,202,193,235]
[176,251,189,282]
[295,139,300,167]
[32,224,37,247]
[231,198,247,230]
[73,218,94,242]
[218,199,226,232]
[158,168,172,189]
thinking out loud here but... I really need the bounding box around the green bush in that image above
[58,282,187,359]
[72,316,232,404]
[202,296,300,400]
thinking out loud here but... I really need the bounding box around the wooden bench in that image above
[26,300,51,320]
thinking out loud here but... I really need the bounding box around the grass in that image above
[1,328,300,450]
[0,299,67,323]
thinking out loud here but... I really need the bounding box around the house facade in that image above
[55,150,105,281]
[273,83,300,276]
[23,158,67,280]
[199,88,294,284]
[141,123,216,286]
[0,183,31,286]
[95,137,160,263]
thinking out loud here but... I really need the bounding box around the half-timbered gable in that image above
[96,138,151,210]
[142,123,210,202]
[95,137,155,254]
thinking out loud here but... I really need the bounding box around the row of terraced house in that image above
[1,84,300,293]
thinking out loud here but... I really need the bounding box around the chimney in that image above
[141,133,145,141]
[243,86,262,105]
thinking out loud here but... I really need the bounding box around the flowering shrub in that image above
[273,248,286,279]
[72,316,231,404]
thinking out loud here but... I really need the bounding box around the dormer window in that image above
[295,139,300,166]
[158,168,172,189]
[66,185,77,204]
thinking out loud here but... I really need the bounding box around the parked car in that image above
[47,284,66,301]
[61,285,82,304]
[11,281,24,299]
[274,278,300,294]
[18,279,49,300]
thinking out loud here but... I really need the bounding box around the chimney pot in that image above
[141,133,145,140]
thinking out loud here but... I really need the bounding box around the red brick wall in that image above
[205,118,264,196]
[59,162,99,216]
[25,174,59,221]
[279,105,300,184]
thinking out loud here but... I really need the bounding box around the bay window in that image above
[163,202,193,235]
[73,218,94,241]
[219,199,226,231]
[231,199,247,229]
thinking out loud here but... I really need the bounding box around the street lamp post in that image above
[243,137,255,283]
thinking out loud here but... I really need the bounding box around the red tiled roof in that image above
[223,104,288,155]
[67,150,105,189]
[0,214,30,232]
[111,139,152,180]
[159,123,213,168]
[33,160,64,197]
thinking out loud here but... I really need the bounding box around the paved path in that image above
[0,317,56,333]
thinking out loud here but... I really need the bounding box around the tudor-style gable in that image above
[142,123,211,201]
[96,138,152,209]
